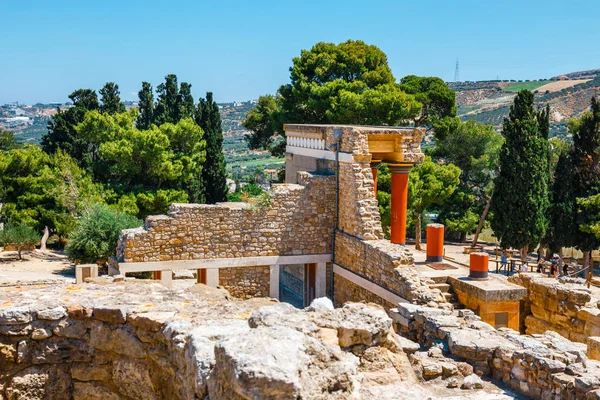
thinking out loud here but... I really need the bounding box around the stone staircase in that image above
[428,276,465,310]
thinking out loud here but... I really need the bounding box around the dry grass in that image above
[535,79,591,93]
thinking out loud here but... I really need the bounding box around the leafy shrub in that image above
[0,224,40,259]
[66,204,141,264]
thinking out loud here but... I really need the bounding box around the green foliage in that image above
[399,75,457,129]
[196,92,228,204]
[408,157,460,246]
[227,183,264,202]
[408,157,461,219]
[490,90,550,250]
[243,95,279,151]
[546,151,577,251]
[41,88,99,164]
[99,82,126,114]
[136,82,154,130]
[132,189,188,218]
[74,110,206,192]
[250,191,273,210]
[578,194,600,240]
[431,120,502,236]
[0,145,107,233]
[0,223,40,259]
[0,129,18,151]
[244,40,422,156]
[571,97,600,252]
[65,204,141,264]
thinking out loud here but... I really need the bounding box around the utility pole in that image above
[454,59,460,82]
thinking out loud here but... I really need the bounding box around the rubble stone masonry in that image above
[509,274,600,346]
[334,231,446,306]
[219,266,270,299]
[117,172,335,263]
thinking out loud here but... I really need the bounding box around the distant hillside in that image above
[449,69,600,139]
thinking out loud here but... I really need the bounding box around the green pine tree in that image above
[490,90,550,259]
[137,82,154,130]
[195,92,227,204]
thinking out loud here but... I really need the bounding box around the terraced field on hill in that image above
[449,69,600,139]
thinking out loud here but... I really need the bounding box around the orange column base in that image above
[470,252,489,280]
[426,223,445,262]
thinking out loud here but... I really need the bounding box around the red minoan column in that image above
[390,164,412,245]
[470,252,489,280]
[370,160,381,196]
[426,223,445,262]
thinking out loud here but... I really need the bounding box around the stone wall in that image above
[392,302,600,399]
[333,275,396,310]
[338,162,383,240]
[0,281,429,399]
[218,266,270,299]
[334,231,446,306]
[118,172,335,262]
[509,274,600,344]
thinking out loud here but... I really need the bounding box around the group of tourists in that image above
[499,250,575,278]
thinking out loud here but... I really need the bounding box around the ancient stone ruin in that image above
[3,124,600,399]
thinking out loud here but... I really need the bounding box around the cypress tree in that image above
[137,82,154,130]
[572,97,600,268]
[546,152,577,252]
[99,82,125,114]
[178,82,195,120]
[490,90,550,259]
[154,74,180,125]
[195,92,228,204]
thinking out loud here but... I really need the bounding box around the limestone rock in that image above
[307,297,334,312]
[112,359,158,400]
[208,326,309,399]
[128,311,175,332]
[31,328,51,340]
[72,382,120,400]
[52,319,87,339]
[71,363,111,382]
[5,365,71,400]
[461,373,484,390]
[93,306,128,325]
[67,305,93,321]
[0,308,32,325]
[318,303,392,348]
[36,307,66,321]
[448,329,500,361]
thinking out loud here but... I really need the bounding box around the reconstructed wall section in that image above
[509,274,600,343]
[334,231,446,307]
[117,172,335,262]
[219,266,271,299]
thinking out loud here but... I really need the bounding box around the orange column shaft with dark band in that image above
[426,224,444,262]
[469,252,489,279]
[391,172,409,245]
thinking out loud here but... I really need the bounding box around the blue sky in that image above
[1,0,599,104]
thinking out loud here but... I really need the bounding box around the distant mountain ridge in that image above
[448,69,600,139]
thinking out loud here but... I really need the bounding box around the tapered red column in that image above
[370,160,381,196]
[390,164,412,245]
